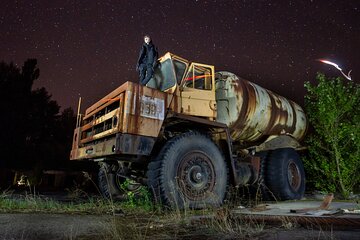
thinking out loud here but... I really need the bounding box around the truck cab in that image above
[147,52,216,118]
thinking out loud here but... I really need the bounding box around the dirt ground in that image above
[0,213,109,240]
[0,212,359,240]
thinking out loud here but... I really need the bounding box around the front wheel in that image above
[263,148,305,200]
[147,132,228,209]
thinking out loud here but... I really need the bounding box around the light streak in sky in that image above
[318,59,352,81]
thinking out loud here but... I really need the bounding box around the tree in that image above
[26,87,60,169]
[304,73,360,198]
[53,107,77,168]
[0,59,76,171]
[0,59,39,167]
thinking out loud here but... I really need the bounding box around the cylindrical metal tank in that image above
[215,71,307,145]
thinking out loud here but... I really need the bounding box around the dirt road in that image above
[0,213,110,240]
[1,212,359,240]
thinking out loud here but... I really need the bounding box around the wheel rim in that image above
[177,151,216,201]
[287,160,301,191]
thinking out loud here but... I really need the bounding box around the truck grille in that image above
[79,95,123,145]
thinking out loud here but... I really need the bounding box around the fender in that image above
[255,135,303,152]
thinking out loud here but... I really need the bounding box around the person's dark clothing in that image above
[139,64,154,86]
[137,43,158,67]
[136,42,158,85]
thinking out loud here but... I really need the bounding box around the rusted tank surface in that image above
[215,71,307,145]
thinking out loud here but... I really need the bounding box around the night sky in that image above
[1,0,359,111]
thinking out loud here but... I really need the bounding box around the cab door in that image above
[180,63,216,119]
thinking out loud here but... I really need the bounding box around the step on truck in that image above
[70,52,308,209]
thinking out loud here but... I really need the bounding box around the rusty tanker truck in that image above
[70,52,307,208]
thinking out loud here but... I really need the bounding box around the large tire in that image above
[147,132,228,209]
[98,162,141,200]
[262,148,305,200]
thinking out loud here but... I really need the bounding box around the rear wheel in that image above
[98,162,141,200]
[147,132,228,209]
[262,148,305,200]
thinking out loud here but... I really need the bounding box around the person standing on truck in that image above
[136,35,159,86]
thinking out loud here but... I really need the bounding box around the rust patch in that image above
[289,100,297,134]
[127,82,139,135]
[232,77,249,130]
[262,90,299,137]
[171,87,182,114]
[230,77,259,140]
[132,83,141,135]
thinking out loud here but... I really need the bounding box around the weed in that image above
[64,171,104,203]
[102,214,156,240]
[202,206,265,239]
[0,188,14,199]
[120,179,154,212]
[0,191,124,214]
[280,216,298,230]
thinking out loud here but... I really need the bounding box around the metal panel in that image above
[121,82,173,137]
[116,133,156,156]
[70,133,156,160]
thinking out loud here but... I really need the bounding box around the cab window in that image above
[152,59,176,91]
[184,65,212,90]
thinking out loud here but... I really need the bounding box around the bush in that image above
[304,73,360,198]
[120,179,153,211]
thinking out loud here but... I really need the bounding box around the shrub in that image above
[304,73,360,198]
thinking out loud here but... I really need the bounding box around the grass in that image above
[0,180,159,216]
[2,179,358,240]
[0,195,115,214]
[1,187,357,240]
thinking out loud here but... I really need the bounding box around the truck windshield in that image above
[148,59,176,91]
[173,59,187,84]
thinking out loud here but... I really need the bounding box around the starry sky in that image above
[1,0,359,110]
